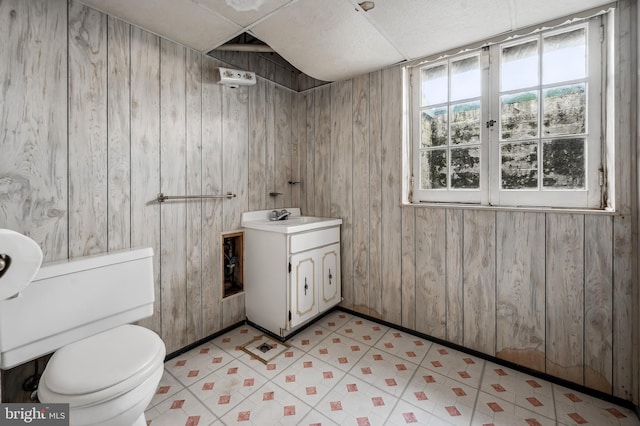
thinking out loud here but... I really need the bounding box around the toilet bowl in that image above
[0,229,165,426]
[38,325,165,426]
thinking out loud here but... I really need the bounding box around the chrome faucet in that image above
[270,209,290,221]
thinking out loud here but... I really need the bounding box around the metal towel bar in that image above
[156,193,236,203]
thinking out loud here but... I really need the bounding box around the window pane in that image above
[421,64,448,106]
[501,91,539,140]
[501,40,538,91]
[451,101,481,145]
[543,84,586,136]
[543,28,586,84]
[501,142,538,189]
[451,147,480,189]
[451,56,480,101]
[420,150,448,189]
[421,108,448,147]
[543,138,585,188]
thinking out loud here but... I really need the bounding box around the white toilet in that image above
[0,229,166,426]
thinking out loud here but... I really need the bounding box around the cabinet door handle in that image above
[304,278,308,295]
[328,269,332,285]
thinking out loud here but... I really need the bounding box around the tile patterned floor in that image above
[145,311,640,426]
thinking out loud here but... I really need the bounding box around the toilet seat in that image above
[38,324,165,408]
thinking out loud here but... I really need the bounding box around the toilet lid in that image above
[42,324,165,395]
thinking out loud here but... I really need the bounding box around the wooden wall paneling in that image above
[401,209,416,329]
[68,1,108,258]
[0,0,67,404]
[248,76,267,211]
[107,17,131,251]
[445,209,464,345]
[220,81,249,325]
[615,0,634,216]
[380,67,403,324]
[463,210,496,355]
[275,66,294,91]
[274,86,293,209]
[368,71,383,319]
[291,88,301,208]
[331,80,354,309]
[611,0,636,401]
[313,85,332,217]
[265,80,276,209]
[130,27,161,334]
[160,39,188,353]
[352,74,370,314]
[248,55,269,81]
[495,211,545,371]
[219,50,249,72]
[302,91,316,215]
[186,49,203,342]
[293,92,306,212]
[613,214,633,400]
[0,0,68,261]
[584,215,613,393]
[546,213,585,384]
[201,57,224,336]
[415,208,447,339]
[221,85,249,231]
[222,293,246,327]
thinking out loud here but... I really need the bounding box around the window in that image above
[410,18,604,209]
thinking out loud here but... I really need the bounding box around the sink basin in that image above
[241,209,342,234]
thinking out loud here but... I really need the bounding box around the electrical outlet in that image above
[291,144,298,156]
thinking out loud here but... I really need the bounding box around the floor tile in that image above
[336,317,389,345]
[422,343,485,388]
[374,329,432,364]
[473,391,555,426]
[273,353,347,407]
[145,388,217,426]
[386,399,454,426]
[553,384,640,426]
[481,361,555,419]
[308,332,370,371]
[314,310,353,331]
[146,311,640,426]
[402,367,477,426]
[209,325,263,358]
[315,374,398,425]
[288,323,333,351]
[219,382,312,425]
[186,358,267,418]
[298,408,340,426]
[351,347,420,397]
[150,369,185,407]
[238,344,304,380]
[165,342,236,387]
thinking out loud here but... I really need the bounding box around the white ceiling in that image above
[79,0,615,82]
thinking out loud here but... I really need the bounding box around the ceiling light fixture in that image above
[215,67,257,88]
[358,1,375,12]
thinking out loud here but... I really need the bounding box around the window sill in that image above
[402,202,619,216]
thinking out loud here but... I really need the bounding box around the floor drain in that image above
[257,343,272,353]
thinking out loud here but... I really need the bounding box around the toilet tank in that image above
[0,248,155,369]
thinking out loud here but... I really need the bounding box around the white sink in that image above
[241,209,342,234]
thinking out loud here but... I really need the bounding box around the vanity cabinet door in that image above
[289,251,318,327]
[319,243,341,311]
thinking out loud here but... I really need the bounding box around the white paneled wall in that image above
[0,0,637,408]
[296,23,637,403]
[0,0,295,402]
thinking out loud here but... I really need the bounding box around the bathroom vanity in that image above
[241,209,342,339]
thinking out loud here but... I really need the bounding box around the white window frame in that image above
[409,16,605,209]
